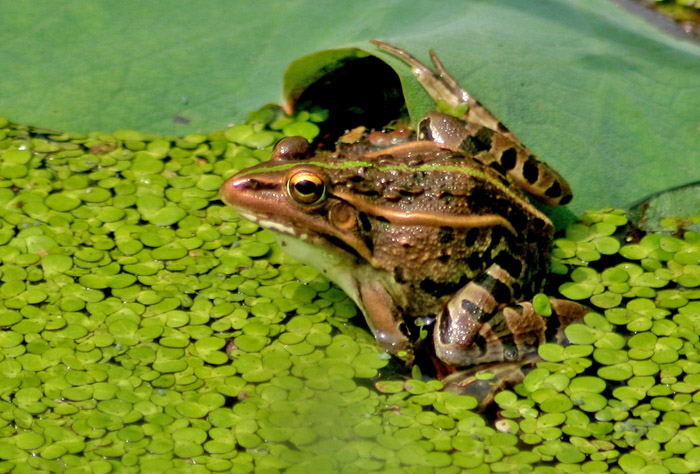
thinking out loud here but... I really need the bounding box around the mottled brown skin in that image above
[221,41,582,405]
[326,146,552,318]
[222,136,556,366]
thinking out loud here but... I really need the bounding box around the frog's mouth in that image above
[233,203,367,267]
[237,209,299,237]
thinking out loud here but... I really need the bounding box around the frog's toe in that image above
[441,354,541,410]
[547,299,590,344]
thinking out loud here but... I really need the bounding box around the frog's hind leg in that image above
[470,135,573,206]
[439,299,589,409]
[433,263,523,367]
[371,40,572,206]
[434,266,590,368]
[416,111,572,206]
[467,127,572,206]
[441,353,541,410]
[435,284,546,368]
[371,39,516,144]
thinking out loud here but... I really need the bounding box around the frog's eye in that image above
[287,171,326,205]
[272,136,310,161]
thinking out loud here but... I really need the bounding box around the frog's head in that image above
[221,137,415,359]
[220,136,376,265]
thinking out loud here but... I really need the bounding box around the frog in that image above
[221,40,587,406]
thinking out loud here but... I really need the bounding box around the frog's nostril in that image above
[234,178,260,190]
[224,177,262,192]
[221,177,252,206]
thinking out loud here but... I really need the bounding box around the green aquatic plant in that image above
[0,110,699,473]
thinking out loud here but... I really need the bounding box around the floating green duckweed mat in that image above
[0,109,699,473]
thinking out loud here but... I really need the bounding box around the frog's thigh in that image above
[434,264,517,366]
[440,299,589,408]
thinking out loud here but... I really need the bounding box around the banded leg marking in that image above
[372,40,573,207]
[435,263,518,366]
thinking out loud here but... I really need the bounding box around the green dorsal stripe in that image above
[241,160,531,209]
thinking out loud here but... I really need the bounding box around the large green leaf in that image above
[1,0,699,214]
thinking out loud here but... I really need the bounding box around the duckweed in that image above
[0,113,699,473]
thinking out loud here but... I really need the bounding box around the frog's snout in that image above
[220,175,259,208]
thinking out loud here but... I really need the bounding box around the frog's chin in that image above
[232,209,362,295]
[271,231,362,303]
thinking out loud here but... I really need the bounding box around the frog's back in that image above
[324,142,553,318]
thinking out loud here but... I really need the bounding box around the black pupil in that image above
[295,179,318,196]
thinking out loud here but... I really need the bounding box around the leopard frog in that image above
[221,41,584,404]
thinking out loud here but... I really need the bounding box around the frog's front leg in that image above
[356,276,415,364]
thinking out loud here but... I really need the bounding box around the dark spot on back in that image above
[532,218,547,231]
[467,187,491,207]
[358,212,372,232]
[508,211,527,232]
[523,156,539,184]
[559,194,572,206]
[500,148,517,170]
[439,228,454,244]
[465,228,480,247]
[494,251,523,278]
[420,277,465,298]
[466,252,483,271]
